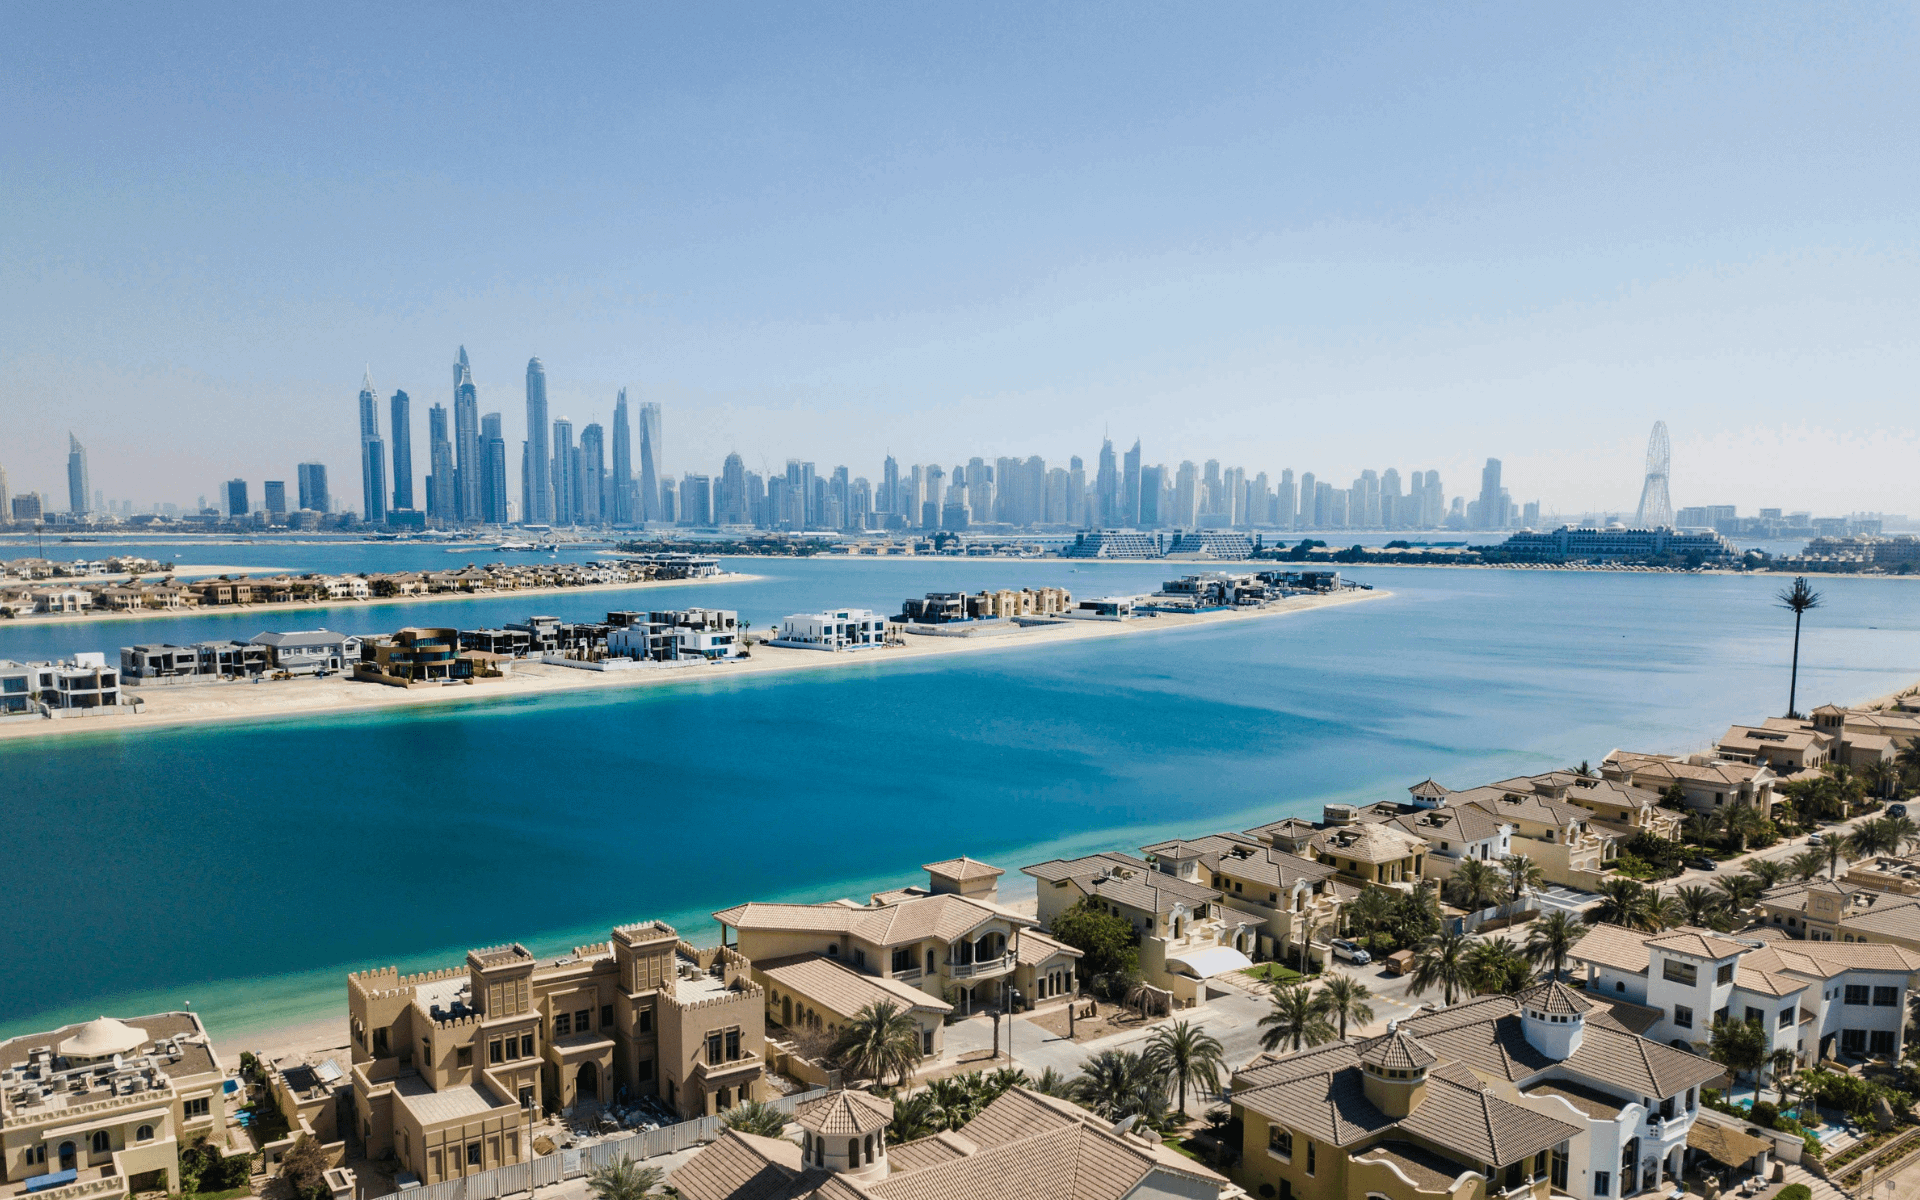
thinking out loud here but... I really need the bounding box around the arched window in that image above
[136,1126,154,1142]
[864,1134,874,1163]
[848,1139,859,1163]
[91,1131,110,1154]
[814,1136,824,1167]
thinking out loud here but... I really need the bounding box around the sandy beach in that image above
[0,570,761,629]
[1,587,1381,743]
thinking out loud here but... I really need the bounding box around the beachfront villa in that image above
[346,921,765,1185]
[1759,872,1920,947]
[1140,834,1351,969]
[1600,751,1777,819]
[713,860,1080,1068]
[1304,814,1428,892]
[0,655,120,714]
[768,609,889,651]
[0,1013,235,1199]
[1569,922,1917,1065]
[1229,980,1723,1200]
[672,1085,1230,1200]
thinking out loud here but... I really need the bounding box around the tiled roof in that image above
[1567,922,1655,975]
[714,892,1023,947]
[1309,822,1426,864]
[1606,752,1772,787]
[797,1090,893,1136]
[1396,1070,1580,1168]
[1645,927,1751,960]
[1456,787,1588,830]
[1387,805,1509,847]
[1516,981,1593,1015]
[1409,779,1453,800]
[1358,1029,1438,1071]
[1206,843,1336,890]
[1741,940,1920,978]
[1014,929,1083,967]
[1402,995,1724,1097]
[669,1130,812,1200]
[757,954,952,1019]
[1583,995,1665,1036]
[1024,853,1220,914]
[921,857,1003,882]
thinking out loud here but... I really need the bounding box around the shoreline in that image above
[0,571,761,629]
[0,587,1382,743]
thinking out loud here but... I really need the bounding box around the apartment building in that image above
[1024,851,1259,1003]
[348,923,764,1186]
[1602,752,1777,818]
[1231,981,1723,1200]
[713,861,1058,1059]
[604,609,741,662]
[0,1013,232,1197]
[673,1085,1230,1200]
[1570,922,1917,1064]
[1139,834,1347,967]
[769,610,888,651]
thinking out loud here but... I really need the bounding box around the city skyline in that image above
[5,8,1920,513]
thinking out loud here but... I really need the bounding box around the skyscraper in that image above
[1138,464,1164,526]
[1476,458,1506,530]
[550,417,576,525]
[297,462,329,513]
[263,481,287,519]
[1121,440,1141,527]
[481,413,508,524]
[881,455,900,517]
[721,452,746,524]
[427,403,456,521]
[453,347,481,523]
[636,401,663,523]
[611,388,634,524]
[226,479,249,516]
[1068,456,1087,527]
[1095,438,1118,526]
[66,434,89,514]
[389,390,414,512]
[523,358,552,525]
[0,462,11,524]
[358,370,387,523]
[580,422,606,525]
[1174,461,1199,528]
[1297,472,1315,528]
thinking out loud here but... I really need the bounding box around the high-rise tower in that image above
[453,347,481,523]
[523,358,552,524]
[1121,440,1142,528]
[389,390,414,512]
[610,388,633,524]
[66,434,89,515]
[1635,421,1674,529]
[636,402,663,522]
[358,370,387,523]
[1095,438,1118,527]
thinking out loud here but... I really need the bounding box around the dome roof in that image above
[796,1090,893,1136]
[1359,1028,1437,1072]
[59,1017,146,1059]
[1517,980,1593,1016]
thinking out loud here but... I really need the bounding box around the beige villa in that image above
[1140,833,1348,967]
[1305,815,1428,891]
[347,920,764,1186]
[0,1013,233,1199]
[1602,751,1777,818]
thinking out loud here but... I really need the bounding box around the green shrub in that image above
[1750,1101,1779,1127]
[1779,1183,1812,1200]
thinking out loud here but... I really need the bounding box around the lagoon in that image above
[2,559,1917,1043]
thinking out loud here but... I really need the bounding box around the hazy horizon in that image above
[4,4,1918,514]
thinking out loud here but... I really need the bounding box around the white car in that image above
[1329,938,1372,965]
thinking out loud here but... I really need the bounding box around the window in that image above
[638,1009,652,1034]
[827,945,839,957]
[926,949,937,974]
[1616,981,1626,993]
[1673,1005,1693,1029]
[554,1012,572,1036]
[602,1004,615,1028]
[467,1144,482,1166]
[1594,1172,1611,1197]
[892,947,914,973]
[1871,1030,1896,1055]
[489,1040,503,1064]
[373,1028,389,1057]
[1661,959,1697,986]
[520,1034,534,1057]
[1780,1007,1795,1030]
[1307,1141,1316,1176]
[922,1029,934,1055]
[1269,1127,1293,1158]
[726,1029,742,1060]
[91,1131,110,1155]
[1717,963,1734,984]
[1846,985,1870,1006]
[1714,1007,1729,1025]
[1745,1007,1764,1024]
[1874,986,1900,1007]
[575,1008,591,1031]
[853,947,866,968]
[1687,1088,1697,1110]
[637,1056,654,1081]
[456,1045,473,1067]
[707,1032,725,1065]
[184,1097,210,1118]
[1842,1029,1867,1055]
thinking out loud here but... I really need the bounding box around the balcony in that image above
[946,953,1015,980]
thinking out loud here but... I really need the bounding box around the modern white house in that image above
[769,609,888,651]
[249,630,363,675]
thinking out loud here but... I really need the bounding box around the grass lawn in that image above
[1241,963,1304,985]
[1167,1136,1207,1162]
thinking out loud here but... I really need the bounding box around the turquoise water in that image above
[2,559,1916,1043]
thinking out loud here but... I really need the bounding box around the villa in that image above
[769,609,889,651]
[1601,752,1777,819]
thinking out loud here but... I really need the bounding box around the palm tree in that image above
[1865,761,1901,802]
[1723,805,1767,854]
[1890,814,1920,855]
[1258,983,1337,1053]
[1073,1049,1172,1125]
[1823,838,1850,880]
[1589,878,1660,931]
[1789,849,1828,882]
[1682,813,1718,847]
[1573,761,1598,778]
[1344,887,1395,946]
[1445,859,1506,914]
[1767,1048,1800,1095]
[1315,975,1376,1039]
[1715,873,1765,914]
[1672,885,1727,931]
[830,1000,924,1088]
[1408,929,1475,1006]
[1523,910,1587,980]
[719,1099,790,1137]
[1501,855,1546,920]
[886,1091,945,1142]
[1777,577,1822,719]
[1749,859,1789,889]
[1467,938,1532,995]
[1847,818,1895,859]
[1147,1020,1226,1116]
[586,1158,664,1200]
[1030,1067,1075,1098]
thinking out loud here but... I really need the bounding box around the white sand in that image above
[1,588,1382,743]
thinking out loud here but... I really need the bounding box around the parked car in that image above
[1329,938,1372,965]
[1891,804,1908,819]
[1808,832,1825,845]
[1687,857,1718,871]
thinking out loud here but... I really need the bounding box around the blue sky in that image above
[3,2,1917,514]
